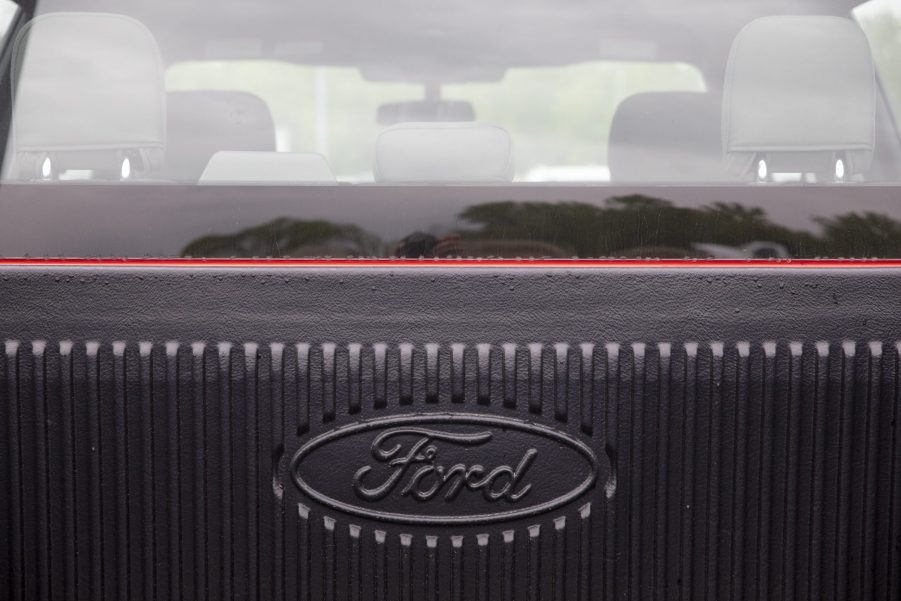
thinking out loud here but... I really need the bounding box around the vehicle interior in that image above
[0,0,898,259]
[1,0,899,185]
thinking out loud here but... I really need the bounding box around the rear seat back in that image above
[7,12,165,180]
[199,151,336,185]
[166,90,277,182]
[608,92,729,183]
[374,122,514,183]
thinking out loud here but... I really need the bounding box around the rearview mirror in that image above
[377,100,475,126]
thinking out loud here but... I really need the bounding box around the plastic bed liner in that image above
[0,263,900,601]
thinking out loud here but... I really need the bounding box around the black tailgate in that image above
[1,265,900,601]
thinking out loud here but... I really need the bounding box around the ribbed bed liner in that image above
[0,266,899,601]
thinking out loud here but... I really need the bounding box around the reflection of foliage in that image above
[816,212,901,257]
[458,196,821,258]
[182,217,383,258]
[180,196,901,259]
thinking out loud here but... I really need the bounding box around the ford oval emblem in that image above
[289,413,598,525]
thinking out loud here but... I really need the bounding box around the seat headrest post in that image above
[756,157,768,184]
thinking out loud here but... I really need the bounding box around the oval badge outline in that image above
[289,413,599,525]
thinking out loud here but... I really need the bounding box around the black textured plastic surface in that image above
[1,267,900,601]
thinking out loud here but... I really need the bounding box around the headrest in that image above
[608,92,729,182]
[8,13,165,180]
[374,122,514,183]
[723,16,875,180]
[166,91,276,182]
[199,151,337,185]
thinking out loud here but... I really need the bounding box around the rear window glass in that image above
[0,0,899,259]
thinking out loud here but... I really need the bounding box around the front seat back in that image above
[608,91,728,183]
[199,151,336,185]
[166,90,277,182]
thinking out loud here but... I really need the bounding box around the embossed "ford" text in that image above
[352,427,537,503]
[290,413,599,525]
